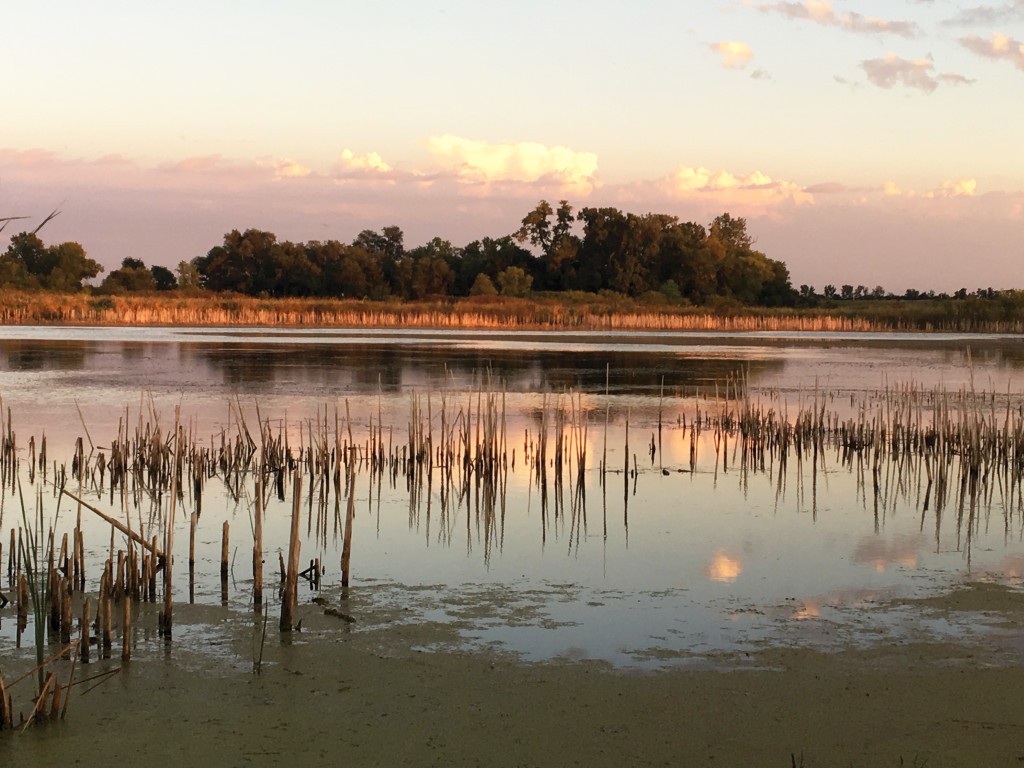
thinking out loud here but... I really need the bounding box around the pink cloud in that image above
[961,32,1024,70]
[861,53,973,92]
[755,1,920,37]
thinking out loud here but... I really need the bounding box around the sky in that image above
[2,0,1023,293]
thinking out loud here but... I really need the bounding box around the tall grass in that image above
[3,289,1024,332]
[17,481,62,695]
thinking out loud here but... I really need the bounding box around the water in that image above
[1,325,1023,669]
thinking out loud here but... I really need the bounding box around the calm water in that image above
[2,325,1024,668]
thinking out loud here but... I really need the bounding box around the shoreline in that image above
[6,585,1024,765]
[6,583,1024,767]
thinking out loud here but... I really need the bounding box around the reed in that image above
[4,289,1024,333]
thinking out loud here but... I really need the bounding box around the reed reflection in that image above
[183,341,788,396]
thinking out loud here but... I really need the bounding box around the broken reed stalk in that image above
[189,512,196,604]
[61,489,163,560]
[280,469,302,632]
[162,406,180,637]
[341,454,356,588]
[221,520,229,603]
[122,592,131,661]
[253,473,263,609]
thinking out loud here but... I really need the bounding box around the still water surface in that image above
[2,326,1024,668]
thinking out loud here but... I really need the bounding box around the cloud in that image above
[755,0,919,37]
[710,40,755,69]
[928,178,978,197]
[337,148,392,173]
[804,181,849,193]
[424,134,598,194]
[878,177,979,198]
[961,32,1024,70]
[943,2,1024,26]
[861,53,973,92]
[273,158,312,179]
[656,164,813,212]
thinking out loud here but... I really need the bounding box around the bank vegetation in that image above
[3,200,1024,332]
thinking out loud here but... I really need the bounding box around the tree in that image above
[469,273,498,296]
[151,265,177,291]
[659,279,682,303]
[97,257,156,293]
[194,229,279,294]
[709,213,753,250]
[0,232,102,291]
[496,266,533,297]
[454,237,534,296]
[514,200,578,290]
[176,260,202,290]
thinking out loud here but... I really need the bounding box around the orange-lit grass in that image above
[0,291,888,332]
[1,290,1022,333]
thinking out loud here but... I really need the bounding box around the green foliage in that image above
[0,232,103,292]
[176,260,202,291]
[659,279,683,304]
[497,266,533,297]
[8,202,804,307]
[151,265,177,291]
[97,257,157,294]
[469,273,498,296]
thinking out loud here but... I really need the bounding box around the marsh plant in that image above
[17,479,63,695]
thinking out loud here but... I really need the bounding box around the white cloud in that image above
[710,41,755,69]
[658,164,813,211]
[926,178,978,197]
[273,158,311,179]
[338,148,392,173]
[424,134,598,194]
[755,1,919,37]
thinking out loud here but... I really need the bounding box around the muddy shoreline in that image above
[5,582,1024,767]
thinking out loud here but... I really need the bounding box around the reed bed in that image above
[5,290,1021,332]
[3,372,1024,731]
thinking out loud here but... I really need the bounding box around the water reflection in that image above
[852,534,924,573]
[0,339,94,371]
[184,342,788,395]
[1,328,1024,667]
[704,550,743,583]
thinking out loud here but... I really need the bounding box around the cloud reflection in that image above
[792,588,887,620]
[852,534,923,573]
[704,549,743,583]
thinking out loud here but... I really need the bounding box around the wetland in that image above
[3,326,1024,766]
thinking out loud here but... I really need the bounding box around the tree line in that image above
[0,201,1015,309]
[0,201,796,306]
[185,202,796,306]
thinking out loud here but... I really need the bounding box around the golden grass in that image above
[1,289,1022,332]
[0,290,905,332]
